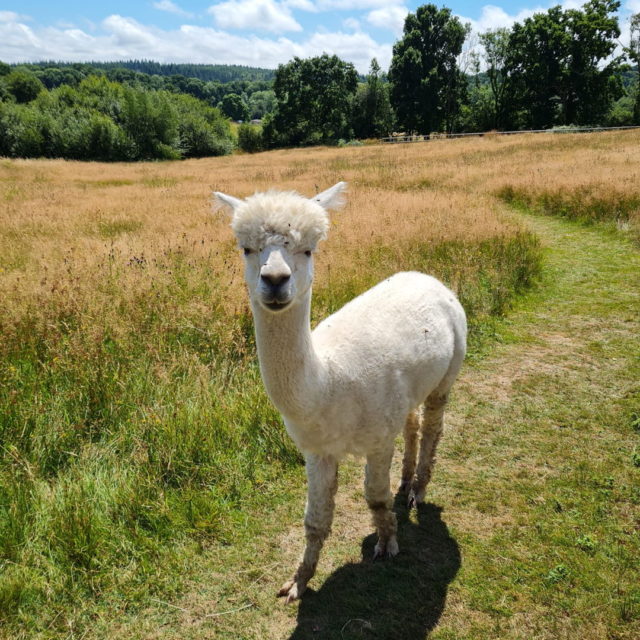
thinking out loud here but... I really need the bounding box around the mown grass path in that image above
[108,211,639,640]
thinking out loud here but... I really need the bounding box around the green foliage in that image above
[18,60,274,84]
[506,0,623,128]
[5,70,45,104]
[544,564,571,584]
[607,92,636,125]
[626,12,640,124]
[270,54,358,146]
[220,92,250,121]
[479,28,514,129]
[458,83,496,132]
[337,139,363,147]
[0,61,10,76]
[247,89,276,119]
[0,75,234,161]
[389,4,467,134]
[121,89,180,159]
[172,93,233,157]
[237,123,264,153]
[353,58,394,139]
[576,534,598,553]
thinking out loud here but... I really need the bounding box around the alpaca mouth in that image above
[264,300,291,311]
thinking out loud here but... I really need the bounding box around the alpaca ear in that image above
[313,182,347,211]
[213,191,243,213]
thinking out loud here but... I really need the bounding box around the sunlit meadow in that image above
[1,130,639,636]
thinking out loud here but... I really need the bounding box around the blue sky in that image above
[1,1,638,73]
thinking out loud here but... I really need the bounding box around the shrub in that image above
[0,75,235,161]
[237,123,264,153]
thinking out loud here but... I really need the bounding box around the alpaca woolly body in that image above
[214,182,467,603]
[282,271,465,458]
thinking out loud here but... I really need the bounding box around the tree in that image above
[563,0,623,124]
[479,28,514,129]
[247,90,276,119]
[6,70,45,103]
[237,123,264,152]
[626,12,640,124]
[353,58,394,139]
[270,54,358,146]
[388,4,467,134]
[507,0,623,128]
[220,93,249,121]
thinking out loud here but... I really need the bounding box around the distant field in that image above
[0,131,638,638]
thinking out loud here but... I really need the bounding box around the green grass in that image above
[94,208,638,640]
[427,212,640,640]
[496,183,640,242]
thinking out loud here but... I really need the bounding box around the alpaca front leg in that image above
[278,453,338,604]
[365,447,398,559]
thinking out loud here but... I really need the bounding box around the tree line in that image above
[0,1,638,160]
[6,61,276,121]
[261,0,639,149]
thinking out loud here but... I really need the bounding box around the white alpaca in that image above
[215,183,467,603]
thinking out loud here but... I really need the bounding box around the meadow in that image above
[0,131,639,638]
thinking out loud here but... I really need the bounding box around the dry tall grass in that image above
[2,130,638,323]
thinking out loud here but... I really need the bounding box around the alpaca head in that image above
[215,182,347,313]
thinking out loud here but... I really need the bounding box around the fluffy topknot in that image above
[230,190,330,251]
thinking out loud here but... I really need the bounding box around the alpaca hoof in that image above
[408,488,425,508]
[373,536,399,559]
[278,579,305,604]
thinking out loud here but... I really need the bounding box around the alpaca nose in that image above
[261,272,290,287]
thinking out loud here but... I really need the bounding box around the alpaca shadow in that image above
[288,497,461,640]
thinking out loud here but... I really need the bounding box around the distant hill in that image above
[14,60,275,84]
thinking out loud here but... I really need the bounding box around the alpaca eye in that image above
[304,250,312,257]
[243,248,253,256]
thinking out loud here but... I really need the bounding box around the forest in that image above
[0,0,638,160]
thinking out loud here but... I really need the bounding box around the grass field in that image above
[0,131,639,639]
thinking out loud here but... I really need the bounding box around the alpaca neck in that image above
[251,289,325,419]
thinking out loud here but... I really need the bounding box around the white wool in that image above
[231,191,329,251]
[216,182,467,603]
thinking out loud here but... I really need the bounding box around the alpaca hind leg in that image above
[278,453,338,603]
[411,392,447,506]
[365,447,398,559]
[399,408,421,494]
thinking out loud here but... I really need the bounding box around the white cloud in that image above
[0,11,386,73]
[208,0,302,33]
[283,0,317,11]
[366,6,408,36]
[625,0,640,13]
[343,17,361,31]
[0,11,29,23]
[316,0,403,9]
[152,1,194,18]
[306,30,392,69]
[103,14,158,47]
[458,5,548,34]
